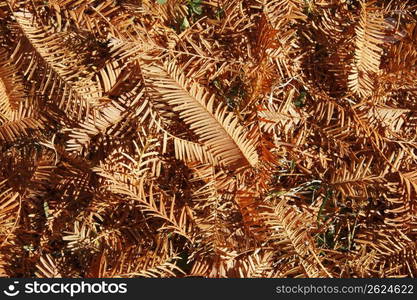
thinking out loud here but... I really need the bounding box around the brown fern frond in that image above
[142,60,259,169]
[348,1,386,97]
[35,254,62,278]
[263,198,333,277]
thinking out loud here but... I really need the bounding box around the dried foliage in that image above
[0,0,417,278]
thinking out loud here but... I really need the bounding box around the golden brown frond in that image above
[348,1,386,97]
[142,61,259,169]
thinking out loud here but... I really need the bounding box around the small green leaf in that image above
[215,8,224,20]
[290,159,296,171]
[157,0,167,4]
[294,91,306,107]
[191,4,202,15]
[180,17,190,31]
[188,0,202,15]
